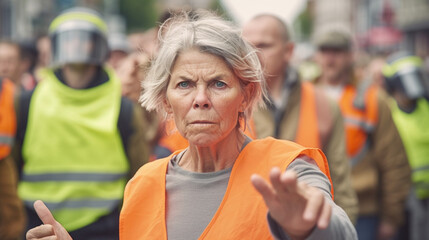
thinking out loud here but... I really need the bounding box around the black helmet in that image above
[382,52,429,99]
[49,7,109,66]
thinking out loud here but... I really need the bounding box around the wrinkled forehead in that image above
[171,49,235,77]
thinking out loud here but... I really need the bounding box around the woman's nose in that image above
[193,88,211,109]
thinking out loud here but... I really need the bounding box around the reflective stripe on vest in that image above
[120,137,332,240]
[339,85,378,165]
[0,78,16,159]
[23,198,120,210]
[0,135,14,145]
[18,67,129,231]
[22,172,126,182]
[392,98,429,198]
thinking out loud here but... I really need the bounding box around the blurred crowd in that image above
[0,4,428,240]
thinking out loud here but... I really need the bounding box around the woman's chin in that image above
[186,134,221,148]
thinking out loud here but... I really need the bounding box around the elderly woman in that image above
[27,11,357,240]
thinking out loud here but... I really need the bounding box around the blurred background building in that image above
[396,0,429,58]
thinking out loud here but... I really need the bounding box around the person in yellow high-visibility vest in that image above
[383,52,429,240]
[14,7,150,239]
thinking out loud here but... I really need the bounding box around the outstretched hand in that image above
[251,167,332,239]
[26,200,72,240]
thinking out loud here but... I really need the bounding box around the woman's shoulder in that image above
[242,137,309,164]
[129,157,171,182]
[245,137,326,169]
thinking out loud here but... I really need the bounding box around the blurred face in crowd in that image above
[36,36,51,67]
[164,48,248,147]
[0,42,22,84]
[242,16,293,82]
[108,50,128,71]
[315,47,352,85]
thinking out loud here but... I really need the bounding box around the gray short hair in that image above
[140,10,267,121]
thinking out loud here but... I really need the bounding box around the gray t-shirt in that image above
[166,151,231,239]
[165,151,357,240]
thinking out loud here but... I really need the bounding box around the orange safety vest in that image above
[0,78,16,159]
[248,82,332,149]
[338,85,378,166]
[120,137,333,240]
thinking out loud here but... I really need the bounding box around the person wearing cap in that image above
[241,14,358,224]
[313,27,411,240]
[13,7,150,239]
[382,52,429,240]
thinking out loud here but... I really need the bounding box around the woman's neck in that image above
[179,129,246,173]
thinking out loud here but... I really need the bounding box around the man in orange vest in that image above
[242,14,358,223]
[313,26,411,240]
[0,77,26,239]
[0,39,37,90]
[0,40,23,86]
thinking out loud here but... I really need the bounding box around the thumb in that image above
[33,200,73,240]
[34,200,57,225]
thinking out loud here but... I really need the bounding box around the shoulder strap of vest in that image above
[118,96,134,156]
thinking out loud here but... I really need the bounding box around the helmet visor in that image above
[51,29,108,66]
[397,68,428,99]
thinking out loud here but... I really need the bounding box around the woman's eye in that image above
[214,81,226,88]
[178,81,189,88]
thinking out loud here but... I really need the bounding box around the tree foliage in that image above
[119,0,159,33]
[293,4,313,41]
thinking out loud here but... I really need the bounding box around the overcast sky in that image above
[220,0,307,26]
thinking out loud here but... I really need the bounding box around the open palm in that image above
[251,167,332,239]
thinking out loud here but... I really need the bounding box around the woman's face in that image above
[165,48,248,147]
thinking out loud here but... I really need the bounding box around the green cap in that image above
[314,28,352,50]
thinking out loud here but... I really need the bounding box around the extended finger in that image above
[34,200,57,226]
[268,167,284,195]
[279,170,299,194]
[270,168,298,197]
[302,189,324,223]
[251,174,276,202]
[26,224,54,239]
[317,200,332,229]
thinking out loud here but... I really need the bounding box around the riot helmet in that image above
[49,7,109,66]
[382,52,429,99]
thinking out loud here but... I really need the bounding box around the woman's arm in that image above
[251,156,357,240]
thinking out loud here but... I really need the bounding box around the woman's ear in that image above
[163,97,173,114]
[241,82,255,111]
